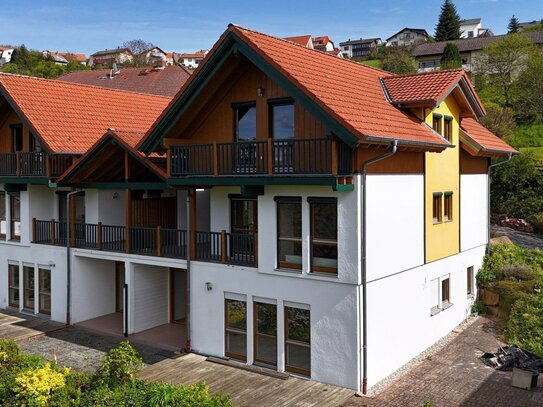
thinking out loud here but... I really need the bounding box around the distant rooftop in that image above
[339,38,381,46]
[460,18,481,25]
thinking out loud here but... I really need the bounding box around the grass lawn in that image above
[519,147,543,162]
[358,59,382,69]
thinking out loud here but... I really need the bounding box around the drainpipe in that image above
[486,153,513,254]
[185,189,192,352]
[360,140,398,395]
[66,189,83,325]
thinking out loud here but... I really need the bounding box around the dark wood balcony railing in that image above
[169,138,352,177]
[32,219,257,267]
[0,152,74,178]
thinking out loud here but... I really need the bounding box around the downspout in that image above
[185,189,192,352]
[486,152,513,254]
[66,189,83,325]
[360,140,398,395]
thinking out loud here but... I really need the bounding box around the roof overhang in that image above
[459,127,518,157]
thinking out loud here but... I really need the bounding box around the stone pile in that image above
[491,214,533,233]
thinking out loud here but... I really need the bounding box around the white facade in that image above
[460,20,482,39]
[0,48,14,66]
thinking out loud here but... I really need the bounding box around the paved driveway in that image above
[344,317,543,407]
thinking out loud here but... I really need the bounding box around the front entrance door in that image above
[230,198,257,263]
[170,269,187,324]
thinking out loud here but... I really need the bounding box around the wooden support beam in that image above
[70,194,76,247]
[15,151,20,177]
[267,139,273,175]
[156,226,162,257]
[166,148,171,177]
[51,219,56,245]
[221,230,227,263]
[31,218,36,243]
[213,142,219,176]
[125,189,131,253]
[331,140,338,176]
[124,151,130,181]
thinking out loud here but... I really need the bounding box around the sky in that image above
[0,0,541,55]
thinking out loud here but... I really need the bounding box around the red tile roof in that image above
[313,36,330,46]
[180,50,208,58]
[0,73,170,154]
[283,35,312,47]
[231,25,449,148]
[381,69,483,109]
[48,52,87,62]
[56,66,190,97]
[460,117,517,156]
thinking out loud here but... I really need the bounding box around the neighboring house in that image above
[88,48,133,67]
[56,65,191,97]
[0,47,14,67]
[413,30,543,72]
[137,46,168,67]
[0,24,515,395]
[165,52,174,65]
[178,50,209,69]
[339,38,381,58]
[386,28,428,47]
[312,36,334,52]
[283,35,314,48]
[43,51,88,65]
[460,18,493,39]
[519,19,543,30]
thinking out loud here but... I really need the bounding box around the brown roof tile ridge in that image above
[0,72,173,100]
[228,23,393,76]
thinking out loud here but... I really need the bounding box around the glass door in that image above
[254,302,277,367]
[23,266,34,311]
[8,264,19,308]
[39,268,51,315]
[230,198,257,263]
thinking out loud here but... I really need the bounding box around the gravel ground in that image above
[19,327,174,371]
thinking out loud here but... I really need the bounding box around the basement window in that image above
[467,266,474,297]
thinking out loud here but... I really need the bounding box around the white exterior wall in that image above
[132,264,169,333]
[460,22,482,38]
[365,175,424,281]
[460,174,488,251]
[71,256,115,323]
[365,245,484,387]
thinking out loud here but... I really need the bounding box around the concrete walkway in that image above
[344,317,543,407]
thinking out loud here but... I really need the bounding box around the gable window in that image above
[444,116,453,142]
[0,191,5,238]
[285,306,311,376]
[8,263,19,308]
[269,98,295,139]
[11,124,23,152]
[467,266,474,296]
[432,114,442,135]
[234,102,257,141]
[10,193,20,240]
[225,298,247,361]
[276,197,302,270]
[443,192,453,221]
[432,193,442,224]
[309,198,338,274]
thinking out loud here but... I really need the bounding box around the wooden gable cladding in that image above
[460,148,489,174]
[131,197,176,228]
[355,147,424,174]
[66,141,164,184]
[166,57,327,144]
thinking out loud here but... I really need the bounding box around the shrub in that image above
[147,381,231,407]
[50,371,91,406]
[0,339,21,364]
[471,301,487,315]
[498,264,534,281]
[506,294,543,357]
[493,280,539,314]
[14,363,69,406]
[527,213,543,234]
[94,340,143,387]
[80,381,150,407]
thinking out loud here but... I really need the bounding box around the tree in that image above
[440,43,462,69]
[508,15,520,34]
[122,39,154,67]
[435,0,461,41]
[514,49,543,123]
[477,33,534,107]
[381,47,417,74]
[480,102,516,138]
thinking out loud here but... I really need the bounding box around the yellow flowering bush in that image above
[14,363,69,406]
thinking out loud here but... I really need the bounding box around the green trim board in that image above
[140,30,359,154]
[167,176,337,187]
[0,177,49,185]
[60,182,168,190]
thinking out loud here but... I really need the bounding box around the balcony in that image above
[32,219,257,267]
[0,152,74,178]
[169,138,353,177]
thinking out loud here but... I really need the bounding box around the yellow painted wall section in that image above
[425,96,460,262]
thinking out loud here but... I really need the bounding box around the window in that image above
[8,264,19,308]
[276,197,302,270]
[254,301,277,367]
[225,299,247,361]
[443,192,453,221]
[442,275,451,307]
[444,116,453,142]
[432,114,442,135]
[468,31,474,38]
[10,193,20,240]
[23,266,34,311]
[309,198,338,274]
[11,124,23,152]
[234,102,257,141]
[269,99,294,139]
[467,266,474,296]
[285,306,310,376]
[39,268,51,315]
[432,193,442,224]
[0,191,5,238]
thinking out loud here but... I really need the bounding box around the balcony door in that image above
[230,198,257,263]
[269,99,295,173]
[233,102,257,173]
